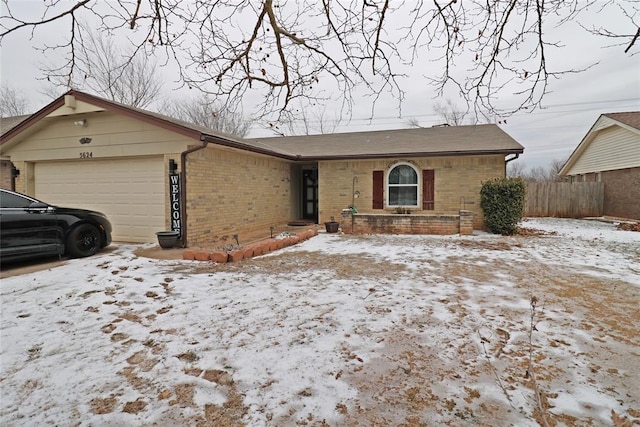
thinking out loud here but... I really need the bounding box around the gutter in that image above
[179,140,209,248]
[298,150,524,161]
[201,134,292,160]
[504,153,520,176]
[505,153,520,163]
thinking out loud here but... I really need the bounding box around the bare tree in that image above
[0,84,30,117]
[507,160,528,178]
[509,156,570,182]
[265,105,342,136]
[406,117,423,129]
[1,1,638,118]
[433,99,475,126]
[45,25,163,108]
[548,157,569,181]
[163,94,252,137]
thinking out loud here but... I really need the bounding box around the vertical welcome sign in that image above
[169,173,182,237]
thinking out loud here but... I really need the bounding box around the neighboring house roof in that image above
[1,115,31,136]
[560,111,640,175]
[603,112,640,131]
[1,89,524,161]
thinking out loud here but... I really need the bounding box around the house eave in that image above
[294,149,524,161]
[197,136,523,162]
[200,134,295,160]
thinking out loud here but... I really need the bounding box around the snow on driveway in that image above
[1,218,638,426]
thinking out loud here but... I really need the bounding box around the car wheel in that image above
[66,224,102,258]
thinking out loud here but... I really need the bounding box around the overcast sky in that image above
[1,1,639,170]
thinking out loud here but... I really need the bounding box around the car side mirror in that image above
[27,202,53,212]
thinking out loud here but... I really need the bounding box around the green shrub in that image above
[480,178,526,235]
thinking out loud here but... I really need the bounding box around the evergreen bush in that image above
[480,178,526,235]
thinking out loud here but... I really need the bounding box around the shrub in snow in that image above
[480,177,526,235]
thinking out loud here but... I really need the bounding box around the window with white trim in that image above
[387,163,419,207]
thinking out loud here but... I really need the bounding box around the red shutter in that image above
[422,169,434,210]
[372,170,384,209]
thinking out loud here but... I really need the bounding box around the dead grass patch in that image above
[170,383,195,407]
[90,396,118,414]
[616,222,640,232]
[122,398,147,414]
[458,239,514,250]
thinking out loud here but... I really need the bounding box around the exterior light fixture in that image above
[73,119,87,127]
[79,137,92,144]
[169,159,178,174]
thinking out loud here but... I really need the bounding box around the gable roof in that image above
[0,89,257,154]
[1,89,524,161]
[243,125,523,160]
[559,111,640,175]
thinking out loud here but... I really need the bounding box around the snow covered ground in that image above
[1,218,638,426]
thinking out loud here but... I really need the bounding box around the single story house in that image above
[559,112,640,220]
[1,90,524,246]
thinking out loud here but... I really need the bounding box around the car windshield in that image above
[0,191,40,208]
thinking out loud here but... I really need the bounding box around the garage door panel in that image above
[35,158,165,243]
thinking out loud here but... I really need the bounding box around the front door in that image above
[302,169,318,222]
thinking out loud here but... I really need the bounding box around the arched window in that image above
[387,163,419,207]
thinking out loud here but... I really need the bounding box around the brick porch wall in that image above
[342,210,474,235]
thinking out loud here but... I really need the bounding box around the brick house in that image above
[1,90,524,246]
[559,112,640,220]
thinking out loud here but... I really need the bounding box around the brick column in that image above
[459,210,474,235]
[341,208,353,234]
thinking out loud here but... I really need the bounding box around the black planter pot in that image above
[324,221,339,233]
[156,231,180,249]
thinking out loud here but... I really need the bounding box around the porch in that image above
[339,209,474,235]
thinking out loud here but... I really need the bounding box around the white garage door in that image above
[35,157,166,243]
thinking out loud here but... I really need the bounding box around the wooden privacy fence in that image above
[525,182,604,218]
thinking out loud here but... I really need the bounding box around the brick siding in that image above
[318,155,505,230]
[185,146,294,247]
[0,160,12,190]
[602,167,640,220]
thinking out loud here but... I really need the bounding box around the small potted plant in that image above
[324,216,339,233]
[156,230,180,248]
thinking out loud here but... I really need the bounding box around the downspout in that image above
[504,153,520,176]
[179,140,209,248]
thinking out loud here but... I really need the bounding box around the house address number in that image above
[79,152,93,159]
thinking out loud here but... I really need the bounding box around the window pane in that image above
[389,165,417,184]
[0,192,33,208]
[389,186,417,206]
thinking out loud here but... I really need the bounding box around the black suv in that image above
[0,189,112,264]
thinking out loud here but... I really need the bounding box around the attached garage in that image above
[1,90,269,246]
[0,90,223,244]
[34,157,165,242]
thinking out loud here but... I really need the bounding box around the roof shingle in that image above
[603,112,640,131]
[246,124,524,159]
